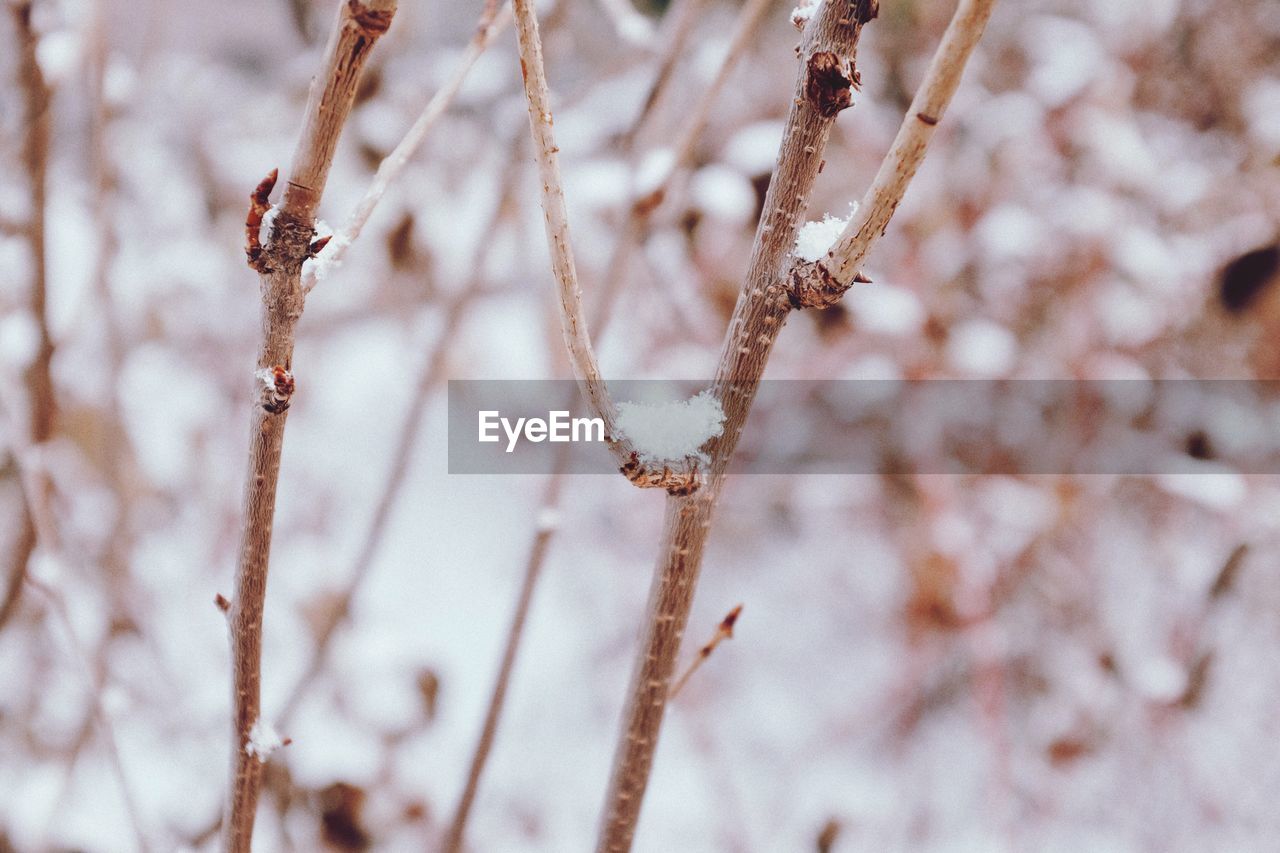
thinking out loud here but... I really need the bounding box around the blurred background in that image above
[2,0,1280,849]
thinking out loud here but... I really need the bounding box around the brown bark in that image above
[596,3,879,849]
[221,3,396,850]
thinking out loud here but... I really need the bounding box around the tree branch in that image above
[1,0,56,635]
[512,0,703,495]
[222,2,395,850]
[597,2,879,849]
[789,0,997,307]
[301,1,512,291]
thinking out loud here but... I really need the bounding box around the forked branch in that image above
[512,0,703,495]
[789,0,997,307]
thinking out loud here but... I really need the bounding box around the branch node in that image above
[620,453,703,495]
[256,366,296,414]
[805,51,853,118]
[787,259,864,309]
[245,169,279,271]
[347,0,394,34]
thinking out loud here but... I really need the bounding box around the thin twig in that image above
[443,13,754,839]
[1,0,56,634]
[789,0,997,307]
[597,3,879,849]
[441,469,566,853]
[668,604,742,700]
[512,0,703,495]
[301,1,513,292]
[621,0,708,147]
[275,131,525,732]
[222,3,396,850]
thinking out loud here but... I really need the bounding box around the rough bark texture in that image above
[222,3,396,850]
[512,0,703,494]
[794,0,997,301]
[596,2,879,850]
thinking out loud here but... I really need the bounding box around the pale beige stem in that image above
[791,0,997,306]
[223,2,396,850]
[512,0,702,494]
[302,3,513,291]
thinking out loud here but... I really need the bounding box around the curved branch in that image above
[512,0,703,494]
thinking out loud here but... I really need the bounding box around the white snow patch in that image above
[791,0,823,29]
[1156,469,1246,511]
[245,718,285,763]
[690,165,756,223]
[616,391,725,463]
[723,121,784,175]
[303,232,351,284]
[536,507,561,532]
[945,320,1018,377]
[635,147,676,197]
[258,205,279,244]
[794,203,857,262]
[846,283,924,336]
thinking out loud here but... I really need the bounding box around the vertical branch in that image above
[597,2,879,849]
[1,0,56,632]
[222,2,395,851]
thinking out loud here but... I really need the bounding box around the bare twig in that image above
[512,0,703,495]
[222,3,396,850]
[275,130,525,732]
[621,0,708,146]
[1,1,56,634]
[441,470,566,853]
[301,1,513,291]
[669,604,742,700]
[789,0,997,306]
[444,13,756,839]
[597,3,879,849]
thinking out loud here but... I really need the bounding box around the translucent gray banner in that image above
[446,380,1280,475]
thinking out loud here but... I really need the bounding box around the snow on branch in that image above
[511,0,704,494]
[302,2,513,292]
[789,0,998,308]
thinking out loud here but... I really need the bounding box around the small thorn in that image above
[308,234,332,257]
[215,593,230,613]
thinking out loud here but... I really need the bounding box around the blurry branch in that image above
[592,0,771,346]
[301,1,513,292]
[1,1,56,634]
[597,0,656,48]
[223,2,396,851]
[445,10,757,839]
[275,139,521,728]
[622,0,708,146]
[669,604,742,700]
[789,0,996,307]
[0,390,151,852]
[513,0,705,494]
[442,469,566,853]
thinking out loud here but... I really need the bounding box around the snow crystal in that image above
[258,206,279,244]
[616,391,726,463]
[791,0,823,29]
[794,204,857,262]
[245,719,284,763]
[303,232,351,284]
